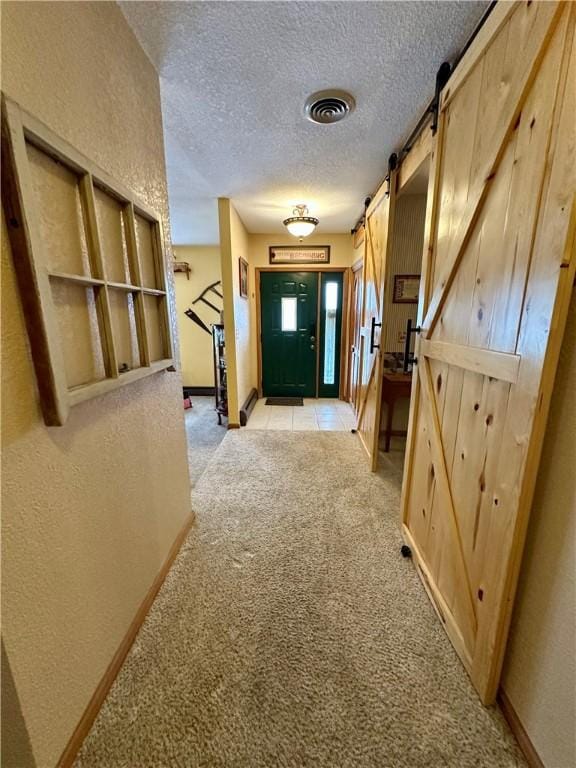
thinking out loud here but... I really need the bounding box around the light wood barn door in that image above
[348,262,364,414]
[401,0,576,705]
[356,178,396,470]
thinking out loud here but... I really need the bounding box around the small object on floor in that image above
[265,397,304,406]
[183,397,192,410]
[400,544,412,558]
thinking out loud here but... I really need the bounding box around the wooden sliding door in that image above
[348,260,363,413]
[401,0,575,704]
[356,178,396,470]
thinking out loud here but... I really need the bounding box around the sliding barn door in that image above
[401,0,575,704]
[356,179,396,470]
[348,262,364,414]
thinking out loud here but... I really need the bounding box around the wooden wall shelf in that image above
[173,261,191,279]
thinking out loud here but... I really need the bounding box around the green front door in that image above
[260,271,318,397]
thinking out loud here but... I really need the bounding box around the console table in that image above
[380,372,412,452]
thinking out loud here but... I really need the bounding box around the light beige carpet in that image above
[75,431,526,768]
[185,396,227,487]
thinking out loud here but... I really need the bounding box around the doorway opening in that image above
[258,269,345,399]
[173,240,227,487]
[379,156,430,474]
[345,149,431,475]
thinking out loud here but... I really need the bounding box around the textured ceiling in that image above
[120,1,489,244]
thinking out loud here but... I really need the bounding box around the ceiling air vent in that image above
[304,90,356,124]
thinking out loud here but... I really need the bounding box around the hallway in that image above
[2,3,575,766]
[185,397,227,487]
[75,430,524,768]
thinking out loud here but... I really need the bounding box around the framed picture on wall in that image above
[239,257,249,298]
[393,274,420,304]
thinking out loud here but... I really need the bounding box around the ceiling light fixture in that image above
[283,204,319,238]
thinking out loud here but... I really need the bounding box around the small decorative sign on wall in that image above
[269,245,330,265]
[393,274,420,304]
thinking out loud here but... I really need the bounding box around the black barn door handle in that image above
[403,319,421,373]
[370,317,382,354]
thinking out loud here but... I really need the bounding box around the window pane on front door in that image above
[281,296,297,331]
[323,281,339,384]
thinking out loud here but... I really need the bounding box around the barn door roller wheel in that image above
[400,545,412,559]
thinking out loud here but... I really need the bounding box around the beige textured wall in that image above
[1,3,192,766]
[173,246,222,387]
[501,290,576,768]
[231,207,254,412]
[248,233,354,393]
[248,232,354,269]
[218,198,253,424]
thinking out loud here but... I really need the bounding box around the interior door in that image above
[348,263,363,413]
[260,271,318,397]
[356,179,396,469]
[401,0,575,704]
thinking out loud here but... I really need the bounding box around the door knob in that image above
[310,345,315,350]
[310,335,316,342]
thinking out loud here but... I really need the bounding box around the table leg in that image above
[385,398,394,453]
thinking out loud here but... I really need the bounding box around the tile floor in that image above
[245,398,356,431]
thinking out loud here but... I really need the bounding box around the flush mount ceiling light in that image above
[304,89,356,124]
[283,204,319,238]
